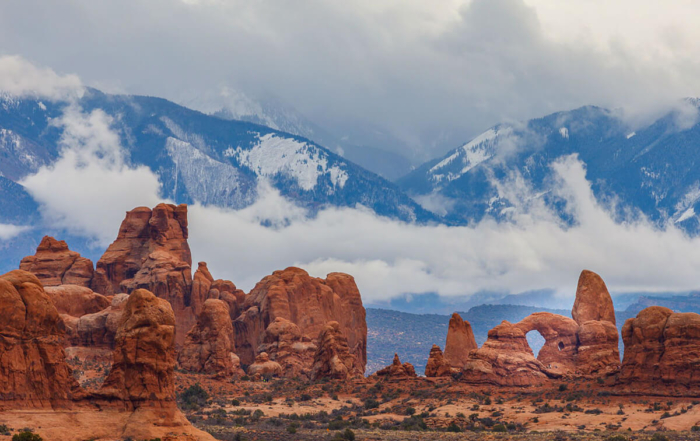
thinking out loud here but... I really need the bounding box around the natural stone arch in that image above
[515,312,579,376]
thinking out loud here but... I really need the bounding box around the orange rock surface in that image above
[443,312,477,368]
[19,236,94,287]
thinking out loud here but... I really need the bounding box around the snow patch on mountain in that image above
[225,133,349,191]
[166,137,254,208]
[429,127,514,184]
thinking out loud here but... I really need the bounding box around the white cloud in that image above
[190,156,700,303]
[20,105,162,245]
[0,55,83,100]
[0,224,30,240]
[1,1,699,159]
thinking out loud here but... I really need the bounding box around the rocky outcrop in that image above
[571,270,619,375]
[63,294,128,349]
[619,307,700,391]
[461,320,555,387]
[375,354,417,378]
[443,312,478,369]
[192,262,245,322]
[178,299,240,377]
[425,345,455,377]
[572,270,616,326]
[97,289,177,409]
[91,204,194,345]
[514,312,579,375]
[19,236,94,287]
[310,321,358,380]
[258,317,316,378]
[235,267,367,374]
[45,285,111,318]
[0,270,82,409]
[247,352,283,378]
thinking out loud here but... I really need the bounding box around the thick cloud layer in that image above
[1,0,698,159]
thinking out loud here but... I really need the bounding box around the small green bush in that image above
[446,422,462,432]
[492,423,507,432]
[12,431,43,441]
[650,434,669,441]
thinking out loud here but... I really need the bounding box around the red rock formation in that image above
[443,312,478,368]
[572,270,616,325]
[424,345,455,377]
[514,312,579,375]
[63,294,128,350]
[375,354,417,378]
[235,267,367,374]
[45,285,111,318]
[178,299,239,377]
[258,317,316,378]
[310,321,358,380]
[97,289,177,409]
[192,262,245,322]
[247,352,283,378]
[91,204,194,345]
[570,270,620,375]
[461,320,555,386]
[19,236,94,287]
[0,270,82,409]
[620,307,700,391]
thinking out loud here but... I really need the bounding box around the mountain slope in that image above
[399,101,700,232]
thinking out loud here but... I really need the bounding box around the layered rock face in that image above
[63,294,128,349]
[443,312,478,368]
[0,270,82,409]
[514,312,579,375]
[178,299,239,377]
[425,344,455,377]
[91,204,194,345]
[45,285,111,318]
[310,321,358,380]
[19,236,94,287]
[620,307,700,390]
[571,270,619,376]
[375,354,417,378]
[461,320,555,386]
[235,267,367,374]
[98,289,177,409]
[258,317,316,378]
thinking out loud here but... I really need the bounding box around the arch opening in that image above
[558,341,565,351]
[525,330,545,358]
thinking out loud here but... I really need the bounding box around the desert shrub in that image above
[298,393,312,401]
[606,435,628,441]
[231,399,240,406]
[692,425,700,432]
[363,398,379,409]
[446,422,462,432]
[12,431,43,441]
[492,424,507,432]
[332,428,355,441]
[405,407,415,415]
[0,425,10,436]
[178,383,209,410]
[650,434,669,441]
[558,384,568,392]
[584,408,603,415]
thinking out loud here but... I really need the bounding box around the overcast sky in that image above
[2,0,699,159]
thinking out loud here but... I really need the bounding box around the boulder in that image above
[310,321,358,380]
[620,307,700,391]
[258,317,316,378]
[572,270,615,325]
[375,354,417,378]
[19,236,94,287]
[178,299,239,377]
[461,320,555,387]
[0,270,82,409]
[97,289,177,409]
[45,285,111,317]
[234,267,366,374]
[247,352,283,378]
[424,344,455,377]
[443,312,478,368]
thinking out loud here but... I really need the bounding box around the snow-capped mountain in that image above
[399,101,700,232]
[177,88,414,181]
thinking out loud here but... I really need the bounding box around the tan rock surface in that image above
[310,321,358,380]
[424,344,455,377]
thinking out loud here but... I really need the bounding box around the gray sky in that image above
[2,0,700,159]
